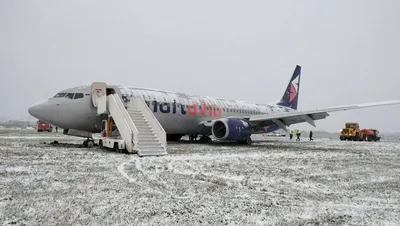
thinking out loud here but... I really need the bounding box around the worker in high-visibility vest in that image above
[296,129,301,141]
[289,130,294,140]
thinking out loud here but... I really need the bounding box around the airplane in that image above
[28,65,400,146]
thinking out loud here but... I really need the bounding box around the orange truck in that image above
[359,129,381,141]
[339,122,380,141]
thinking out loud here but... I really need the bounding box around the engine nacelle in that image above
[211,118,253,140]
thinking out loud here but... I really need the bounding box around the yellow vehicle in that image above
[339,122,361,141]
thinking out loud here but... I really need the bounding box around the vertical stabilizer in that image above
[277,65,301,110]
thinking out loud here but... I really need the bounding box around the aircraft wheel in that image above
[167,134,183,141]
[199,135,212,143]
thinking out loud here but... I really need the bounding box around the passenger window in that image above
[54,93,67,98]
[74,93,84,99]
[65,93,74,99]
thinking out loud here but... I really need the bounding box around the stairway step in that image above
[139,131,155,134]
[136,125,151,128]
[138,135,157,139]
[140,140,160,144]
[139,146,164,149]
[138,133,155,136]
[138,137,157,140]
[139,136,159,140]
[137,149,168,157]
[133,123,148,126]
[140,144,162,148]
[129,115,143,117]
[139,145,164,149]
[136,127,153,131]
[133,121,149,125]
[129,113,143,117]
[129,115,144,118]
[138,131,155,135]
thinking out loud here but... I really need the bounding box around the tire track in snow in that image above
[117,156,166,196]
[117,156,136,183]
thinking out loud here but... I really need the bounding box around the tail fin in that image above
[277,65,301,110]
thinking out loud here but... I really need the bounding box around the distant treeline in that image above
[0,120,36,128]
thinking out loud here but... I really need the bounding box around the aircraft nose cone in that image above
[28,99,48,120]
[28,105,39,118]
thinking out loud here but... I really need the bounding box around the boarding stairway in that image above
[92,82,167,156]
[126,98,167,156]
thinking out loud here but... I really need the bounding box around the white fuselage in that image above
[120,85,293,134]
[28,85,294,136]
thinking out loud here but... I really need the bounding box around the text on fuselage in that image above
[146,100,223,117]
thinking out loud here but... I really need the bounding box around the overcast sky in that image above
[1,0,399,132]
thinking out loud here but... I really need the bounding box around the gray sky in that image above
[1,0,399,132]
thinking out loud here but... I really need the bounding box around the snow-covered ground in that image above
[1,129,399,225]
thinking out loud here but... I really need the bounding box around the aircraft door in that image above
[91,82,107,115]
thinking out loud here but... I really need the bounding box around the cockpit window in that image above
[74,93,84,99]
[65,93,74,99]
[54,93,67,98]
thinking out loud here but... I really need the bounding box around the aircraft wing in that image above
[197,100,400,135]
[247,100,400,131]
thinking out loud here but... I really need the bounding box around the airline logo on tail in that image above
[277,65,301,110]
[289,75,299,103]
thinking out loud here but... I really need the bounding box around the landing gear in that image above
[237,137,252,145]
[189,133,199,142]
[245,137,252,145]
[198,135,212,143]
[167,134,183,141]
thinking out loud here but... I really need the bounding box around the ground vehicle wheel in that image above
[87,140,95,148]
[114,143,120,152]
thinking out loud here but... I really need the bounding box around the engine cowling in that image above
[211,118,253,140]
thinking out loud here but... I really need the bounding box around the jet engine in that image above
[211,118,253,141]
